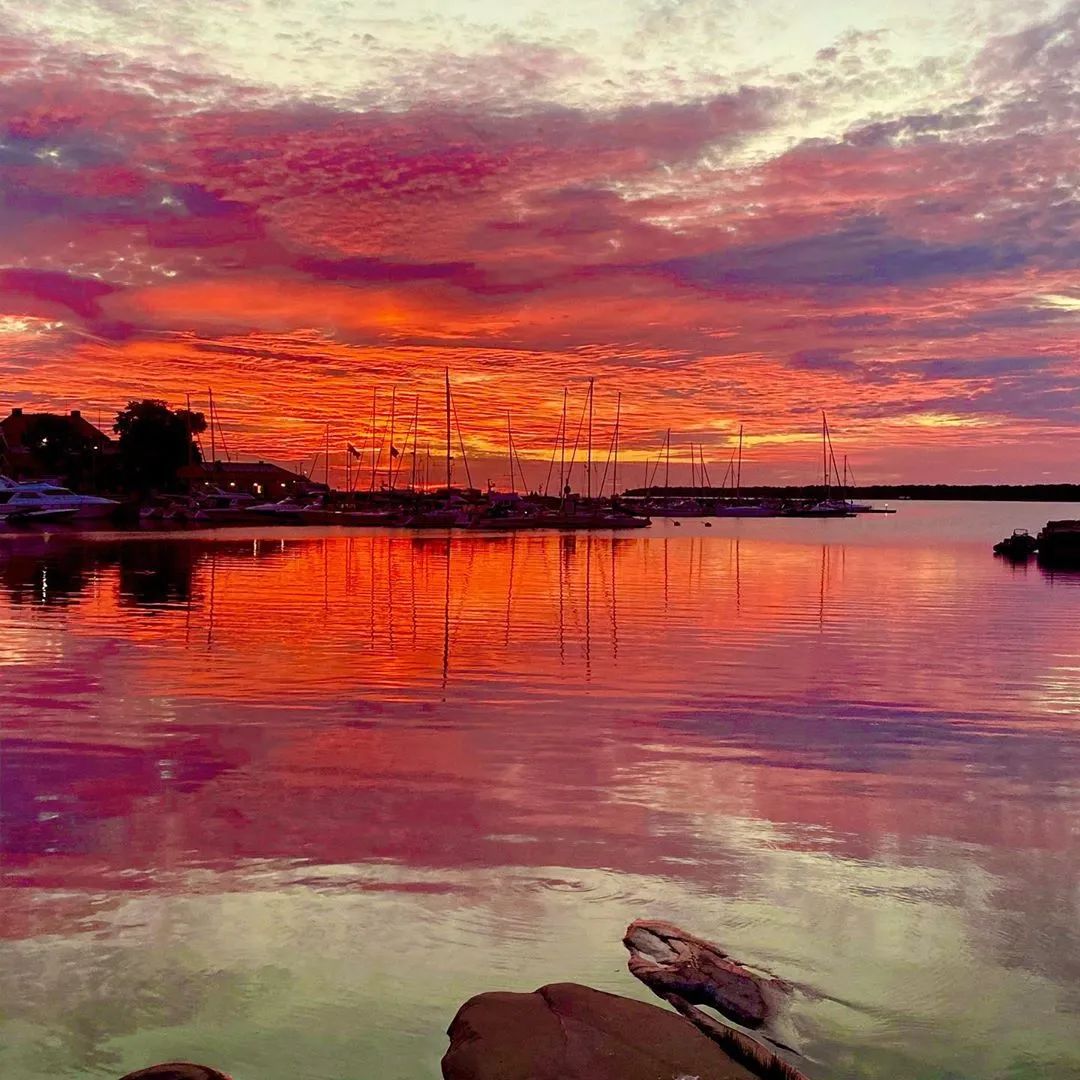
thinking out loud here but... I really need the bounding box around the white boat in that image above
[0,476,119,521]
[190,489,264,524]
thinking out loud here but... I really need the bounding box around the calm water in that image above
[1,502,1078,1080]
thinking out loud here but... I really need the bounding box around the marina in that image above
[2,0,1077,1073]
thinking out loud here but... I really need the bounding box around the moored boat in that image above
[0,475,120,521]
[190,490,265,525]
[0,505,80,525]
[993,528,1038,558]
[712,502,777,518]
[1036,520,1080,566]
[781,500,856,518]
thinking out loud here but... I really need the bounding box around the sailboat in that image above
[712,425,775,516]
[553,382,650,529]
[782,413,855,516]
[404,370,474,527]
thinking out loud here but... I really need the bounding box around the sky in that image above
[0,0,1077,486]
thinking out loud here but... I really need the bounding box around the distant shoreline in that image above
[624,484,1080,503]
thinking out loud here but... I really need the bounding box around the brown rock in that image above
[442,981,762,1079]
[118,1066,231,1080]
[624,920,791,1032]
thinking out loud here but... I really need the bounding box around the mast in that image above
[451,383,473,490]
[411,396,419,490]
[664,427,671,494]
[560,387,567,498]
[445,368,452,494]
[506,410,515,493]
[736,424,744,502]
[822,410,829,499]
[611,391,621,499]
[387,387,396,491]
[586,378,594,500]
[208,388,216,464]
[369,388,378,493]
[325,422,330,490]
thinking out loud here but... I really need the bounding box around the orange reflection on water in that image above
[2,523,1080,1080]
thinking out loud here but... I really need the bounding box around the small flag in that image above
[347,443,362,458]
[390,445,400,458]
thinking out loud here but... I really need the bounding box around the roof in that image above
[179,460,311,479]
[1,408,112,449]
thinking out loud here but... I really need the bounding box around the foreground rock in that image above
[442,981,805,1080]
[118,1067,231,1080]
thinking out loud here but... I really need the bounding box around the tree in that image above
[113,399,206,492]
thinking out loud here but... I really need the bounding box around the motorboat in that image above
[0,476,119,521]
[190,489,265,525]
[993,528,1038,558]
[248,496,344,526]
[711,502,778,518]
[404,505,475,528]
[781,500,856,518]
[338,508,407,527]
[643,498,711,518]
[0,498,79,525]
[553,507,651,530]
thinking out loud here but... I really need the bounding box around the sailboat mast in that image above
[388,387,396,491]
[208,388,216,464]
[586,378,594,500]
[611,391,621,500]
[445,369,452,494]
[507,410,515,493]
[411,396,419,490]
[822,410,829,498]
[325,422,330,490]
[664,428,671,493]
[736,424,744,501]
[369,388,377,493]
[560,387,567,498]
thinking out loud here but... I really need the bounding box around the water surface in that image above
[1,503,1078,1079]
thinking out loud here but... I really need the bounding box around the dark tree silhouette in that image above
[113,399,206,492]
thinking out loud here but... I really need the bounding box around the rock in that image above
[117,1066,231,1080]
[624,920,806,1070]
[442,981,764,1079]
[625,920,791,1033]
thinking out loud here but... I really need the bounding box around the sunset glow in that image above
[1,0,1078,485]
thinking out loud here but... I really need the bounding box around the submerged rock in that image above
[625,919,805,1069]
[442,981,767,1079]
[118,1066,231,1080]
[624,919,791,1031]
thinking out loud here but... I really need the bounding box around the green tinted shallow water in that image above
[1,503,1078,1079]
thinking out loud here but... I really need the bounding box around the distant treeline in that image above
[625,484,1080,502]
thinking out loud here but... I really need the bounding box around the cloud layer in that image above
[0,0,1077,483]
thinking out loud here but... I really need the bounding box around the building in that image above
[1,407,116,481]
[177,460,326,498]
